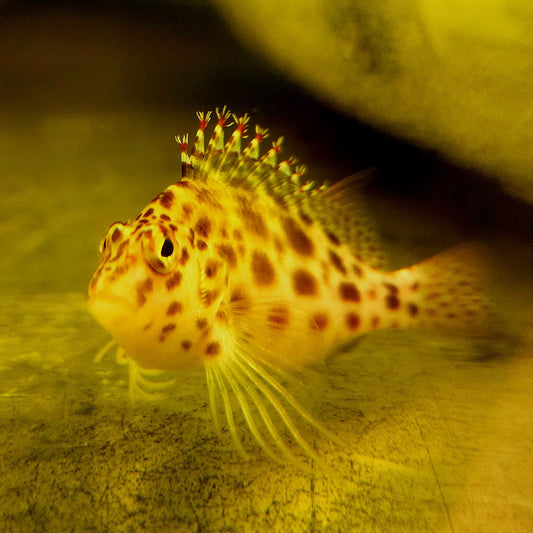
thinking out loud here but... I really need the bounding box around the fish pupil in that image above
[161,238,174,257]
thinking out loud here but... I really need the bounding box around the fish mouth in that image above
[87,292,137,326]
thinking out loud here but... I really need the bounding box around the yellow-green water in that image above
[1,4,532,532]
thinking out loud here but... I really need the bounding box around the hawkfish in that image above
[88,108,489,463]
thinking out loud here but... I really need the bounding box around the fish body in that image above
[88,108,489,461]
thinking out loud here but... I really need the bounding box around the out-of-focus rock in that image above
[214,0,533,202]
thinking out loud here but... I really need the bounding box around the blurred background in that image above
[0,1,532,531]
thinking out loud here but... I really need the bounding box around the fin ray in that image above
[209,361,250,459]
[403,243,493,334]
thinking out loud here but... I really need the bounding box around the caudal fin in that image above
[402,244,493,335]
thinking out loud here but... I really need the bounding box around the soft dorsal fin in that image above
[303,171,386,270]
[176,108,385,270]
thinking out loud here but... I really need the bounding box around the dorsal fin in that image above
[176,108,385,270]
[305,171,386,270]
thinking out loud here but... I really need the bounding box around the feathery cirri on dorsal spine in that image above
[175,106,321,202]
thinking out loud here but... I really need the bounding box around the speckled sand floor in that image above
[0,4,532,532]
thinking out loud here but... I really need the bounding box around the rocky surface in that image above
[215,0,533,203]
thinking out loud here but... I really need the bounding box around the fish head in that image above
[88,214,203,370]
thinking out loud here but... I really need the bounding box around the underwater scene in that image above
[1,2,532,532]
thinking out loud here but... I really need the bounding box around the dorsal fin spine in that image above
[175,133,191,178]
[213,114,250,181]
[207,106,232,153]
[194,111,212,154]
[243,126,268,160]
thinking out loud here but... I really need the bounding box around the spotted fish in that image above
[88,108,490,463]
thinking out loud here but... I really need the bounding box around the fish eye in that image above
[99,222,129,257]
[98,235,107,255]
[161,238,174,258]
[142,229,177,274]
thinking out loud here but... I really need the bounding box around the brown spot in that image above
[385,294,400,310]
[111,227,122,242]
[407,303,418,317]
[233,229,243,241]
[368,289,377,300]
[352,264,363,278]
[194,188,222,209]
[299,211,313,226]
[175,180,190,188]
[411,281,420,291]
[196,240,207,251]
[159,190,175,209]
[339,282,360,302]
[136,277,154,306]
[188,228,195,246]
[144,207,154,217]
[383,282,399,295]
[329,250,347,275]
[196,318,208,329]
[205,342,221,356]
[111,263,129,279]
[166,301,183,316]
[274,236,284,253]
[181,340,191,350]
[217,244,237,268]
[203,289,220,307]
[194,216,212,238]
[267,306,290,330]
[230,287,250,311]
[371,316,380,328]
[346,312,360,330]
[180,247,189,266]
[292,269,318,296]
[114,240,128,260]
[216,309,229,324]
[238,197,268,238]
[325,230,340,246]
[251,251,276,286]
[165,271,182,290]
[205,259,220,279]
[273,195,289,210]
[194,190,206,204]
[159,323,176,342]
[160,213,171,221]
[169,224,178,232]
[282,216,314,256]
[311,313,329,331]
[182,203,193,219]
